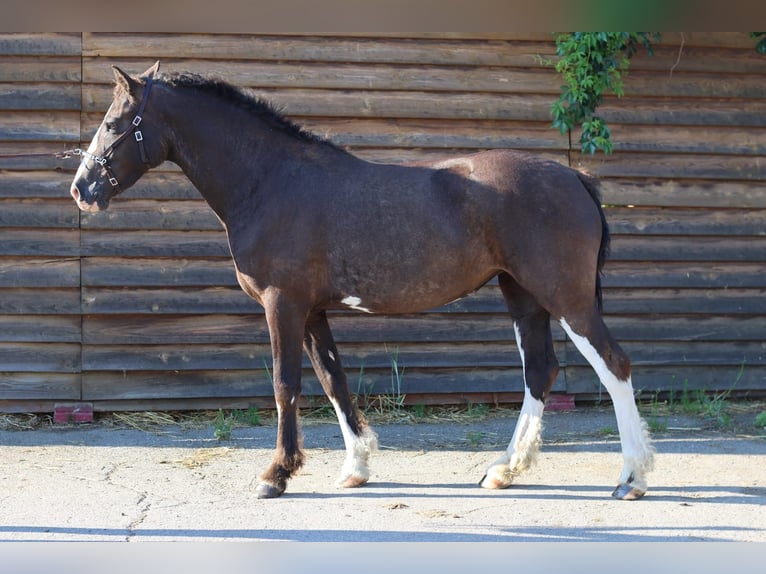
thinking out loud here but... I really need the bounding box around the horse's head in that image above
[70,61,165,212]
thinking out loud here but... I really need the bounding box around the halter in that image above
[77,76,155,191]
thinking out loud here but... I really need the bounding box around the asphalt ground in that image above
[1,404,764,546]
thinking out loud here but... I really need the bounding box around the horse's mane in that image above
[151,72,334,147]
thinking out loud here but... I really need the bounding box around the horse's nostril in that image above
[70,185,81,202]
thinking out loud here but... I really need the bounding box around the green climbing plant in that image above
[551,32,766,155]
[550,32,659,155]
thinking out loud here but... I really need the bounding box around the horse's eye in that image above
[105,122,117,133]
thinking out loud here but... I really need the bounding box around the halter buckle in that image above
[132,116,142,127]
[135,131,144,142]
[108,177,119,187]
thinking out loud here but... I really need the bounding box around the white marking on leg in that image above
[341,296,373,314]
[329,398,378,487]
[560,318,654,493]
[481,323,544,489]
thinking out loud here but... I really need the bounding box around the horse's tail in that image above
[576,171,610,313]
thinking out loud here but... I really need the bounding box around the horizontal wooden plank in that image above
[82,314,525,345]
[602,316,766,343]
[596,96,766,127]
[83,34,556,66]
[0,34,81,56]
[620,70,766,99]
[566,365,766,395]
[84,59,562,95]
[83,86,557,122]
[0,145,80,171]
[0,257,80,287]
[600,179,766,209]
[82,341,533,372]
[602,262,766,289]
[606,124,766,155]
[0,229,80,256]
[626,40,766,75]
[0,57,81,83]
[575,152,766,181]
[0,171,78,199]
[0,111,80,142]
[0,343,80,372]
[81,230,229,257]
[0,315,81,342]
[602,288,766,315]
[0,288,80,314]
[0,373,80,401]
[81,200,221,231]
[0,84,81,111]
[0,198,79,228]
[566,340,766,368]
[81,257,235,287]
[607,207,766,236]
[609,235,766,262]
[80,367,538,401]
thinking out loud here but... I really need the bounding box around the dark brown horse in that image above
[70,62,653,499]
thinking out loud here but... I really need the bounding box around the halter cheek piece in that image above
[75,76,154,192]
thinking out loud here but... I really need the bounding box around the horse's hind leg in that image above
[304,311,377,488]
[559,307,654,499]
[481,273,559,489]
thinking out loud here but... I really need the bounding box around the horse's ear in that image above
[141,61,160,79]
[112,65,141,98]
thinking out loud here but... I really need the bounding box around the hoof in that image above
[254,481,286,499]
[612,483,646,500]
[479,471,512,490]
[338,474,369,489]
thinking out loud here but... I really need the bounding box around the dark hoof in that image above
[254,481,286,499]
[612,483,646,500]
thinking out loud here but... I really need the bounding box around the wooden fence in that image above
[1,32,764,413]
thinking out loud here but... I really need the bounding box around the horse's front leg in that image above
[304,311,377,488]
[254,293,309,499]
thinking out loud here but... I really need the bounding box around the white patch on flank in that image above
[329,398,377,485]
[559,318,654,489]
[341,296,372,314]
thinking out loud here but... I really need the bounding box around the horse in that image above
[70,62,654,500]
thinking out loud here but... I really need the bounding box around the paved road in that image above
[1,408,764,543]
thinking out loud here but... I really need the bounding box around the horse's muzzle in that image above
[70,184,102,212]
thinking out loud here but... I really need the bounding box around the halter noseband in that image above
[77,76,154,191]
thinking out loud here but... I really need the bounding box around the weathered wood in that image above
[0,229,81,256]
[82,33,555,66]
[609,236,766,262]
[82,341,533,372]
[0,110,80,141]
[81,257,235,287]
[0,343,80,372]
[0,84,81,111]
[0,373,80,401]
[0,257,80,287]
[600,179,766,209]
[80,230,229,257]
[0,34,81,56]
[0,288,80,314]
[606,207,766,236]
[3,33,766,409]
[0,199,79,228]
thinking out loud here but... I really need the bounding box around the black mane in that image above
[155,72,333,147]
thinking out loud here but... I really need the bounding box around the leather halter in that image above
[78,76,154,191]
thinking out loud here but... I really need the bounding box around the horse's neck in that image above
[163,94,284,223]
